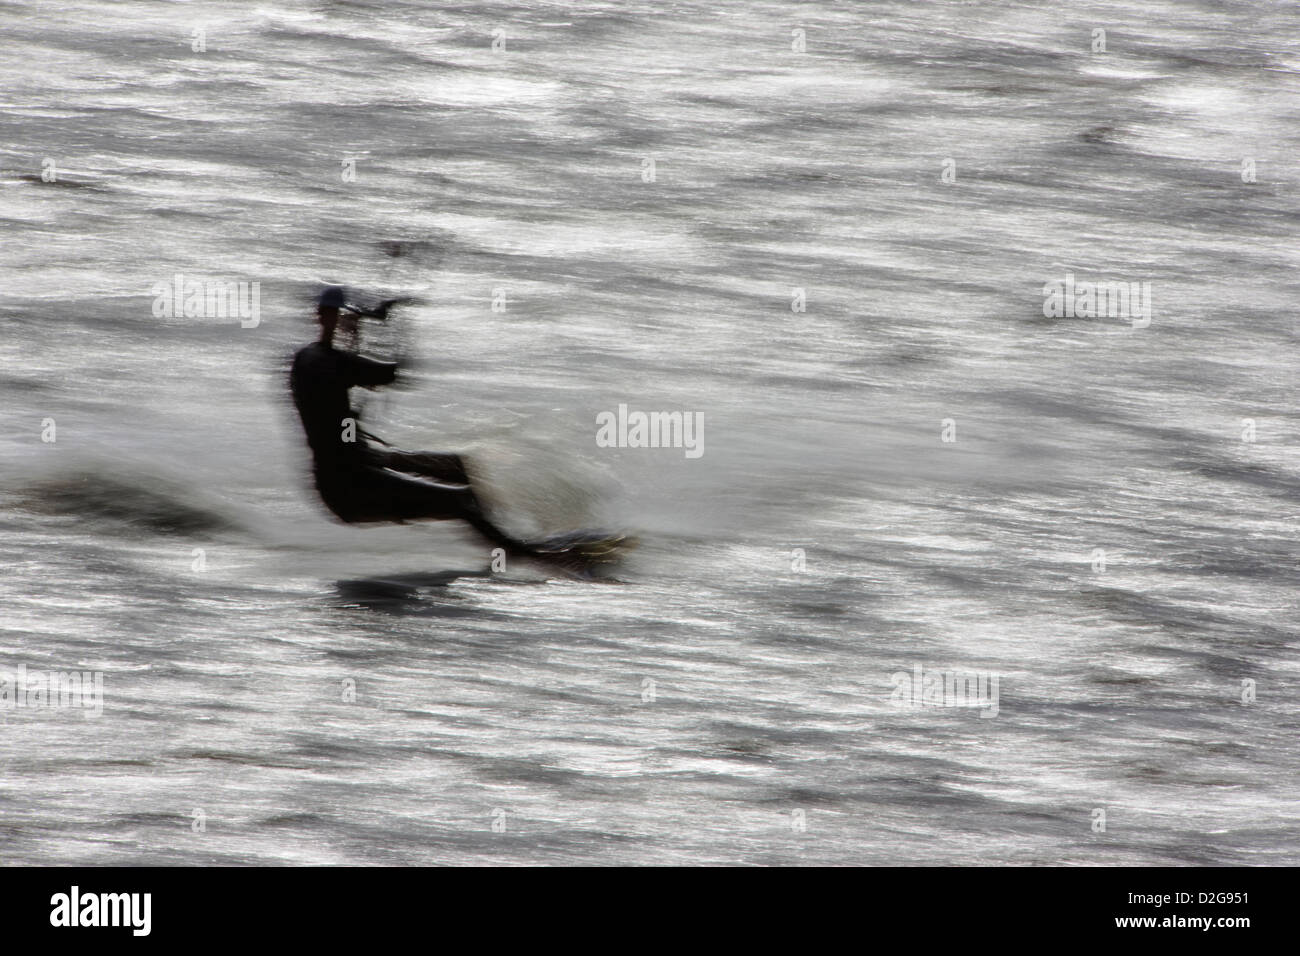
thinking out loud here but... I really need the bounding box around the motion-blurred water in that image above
[2,0,1298,865]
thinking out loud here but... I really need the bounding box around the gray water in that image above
[2,0,1298,866]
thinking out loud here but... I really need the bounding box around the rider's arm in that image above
[345,353,398,388]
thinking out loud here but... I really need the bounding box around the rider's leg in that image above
[369,451,527,551]
[373,449,471,485]
[367,468,535,556]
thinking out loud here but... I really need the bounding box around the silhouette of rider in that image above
[289,286,529,555]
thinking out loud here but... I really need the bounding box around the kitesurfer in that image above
[289,286,530,555]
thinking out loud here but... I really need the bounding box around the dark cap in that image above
[318,286,346,309]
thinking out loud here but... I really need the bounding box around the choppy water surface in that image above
[1,0,1298,864]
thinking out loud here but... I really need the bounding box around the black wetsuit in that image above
[289,342,475,525]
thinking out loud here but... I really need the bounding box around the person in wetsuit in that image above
[289,286,528,554]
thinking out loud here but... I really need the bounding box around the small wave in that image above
[17,473,239,536]
[4,173,107,191]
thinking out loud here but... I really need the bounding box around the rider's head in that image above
[316,286,354,343]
